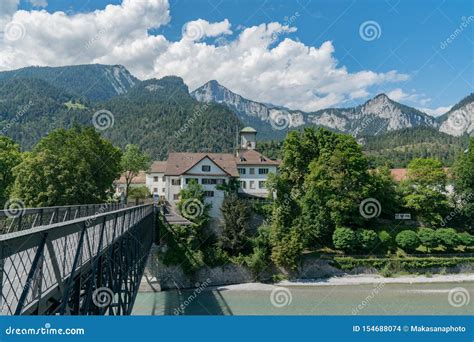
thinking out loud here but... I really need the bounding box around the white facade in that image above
[146,172,166,199]
[237,164,278,197]
[117,128,279,219]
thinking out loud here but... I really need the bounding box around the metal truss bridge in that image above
[0,203,164,315]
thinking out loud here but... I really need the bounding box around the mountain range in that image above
[0,63,472,161]
[191,80,473,139]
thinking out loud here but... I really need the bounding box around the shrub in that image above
[332,227,357,253]
[378,230,393,251]
[395,230,420,252]
[271,229,304,270]
[458,232,474,247]
[417,228,439,249]
[127,185,150,200]
[435,228,460,250]
[356,229,379,252]
[244,247,269,277]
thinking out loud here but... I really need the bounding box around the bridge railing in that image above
[0,204,154,315]
[0,202,126,234]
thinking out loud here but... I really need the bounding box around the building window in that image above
[186,178,198,184]
[249,181,255,189]
[153,188,158,193]
[240,181,246,189]
[204,191,214,197]
[259,168,269,175]
[162,188,165,193]
[173,194,179,200]
[202,165,211,172]
[259,181,266,189]
[162,177,165,182]
[249,168,255,175]
[237,168,246,175]
[153,176,159,182]
[171,179,181,186]
[202,178,225,185]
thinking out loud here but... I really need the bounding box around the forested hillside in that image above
[362,127,470,167]
[258,127,470,168]
[0,76,241,159]
[99,77,242,159]
[0,64,138,101]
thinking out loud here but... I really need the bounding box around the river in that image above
[132,281,474,315]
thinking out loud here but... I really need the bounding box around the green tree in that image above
[458,232,474,247]
[417,228,439,251]
[401,158,450,226]
[127,185,151,200]
[435,228,460,251]
[12,126,122,206]
[120,144,151,201]
[177,180,211,227]
[299,133,370,244]
[270,228,304,270]
[332,227,357,253]
[453,138,474,230]
[219,193,251,255]
[356,229,379,253]
[0,137,22,207]
[395,230,420,252]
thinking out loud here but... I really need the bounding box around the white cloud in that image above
[387,88,431,106]
[387,88,452,117]
[0,0,410,111]
[419,105,452,117]
[182,18,231,41]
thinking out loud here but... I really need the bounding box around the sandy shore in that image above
[212,273,474,291]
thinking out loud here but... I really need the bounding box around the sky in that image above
[0,0,472,115]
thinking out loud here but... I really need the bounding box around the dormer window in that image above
[202,165,211,172]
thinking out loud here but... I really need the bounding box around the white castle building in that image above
[116,127,280,218]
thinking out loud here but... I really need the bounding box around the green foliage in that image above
[334,256,474,271]
[215,177,240,194]
[0,76,241,160]
[271,229,304,270]
[0,64,138,101]
[0,136,22,207]
[401,158,450,226]
[177,180,211,226]
[435,228,460,250]
[395,230,420,252]
[362,127,469,168]
[120,144,151,199]
[378,230,393,252]
[367,166,401,218]
[458,232,474,247]
[11,126,122,206]
[257,140,283,160]
[160,223,204,275]
[356,229,380,252]
[219,193,251,255]
[453,138,474,230]
[332,227,357,253]
[417,228,439,250]
[127,186,150,200]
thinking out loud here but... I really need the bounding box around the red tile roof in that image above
[165,152,239,177]
[150,161,167,173]
[236,149,281,165]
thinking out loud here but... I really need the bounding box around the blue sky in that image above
[10,0,474,114]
